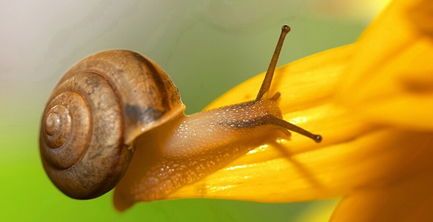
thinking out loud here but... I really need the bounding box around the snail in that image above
[39,25,321,201]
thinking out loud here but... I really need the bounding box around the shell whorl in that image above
[39,50,184,199]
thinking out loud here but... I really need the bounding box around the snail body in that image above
[39,25,321,201]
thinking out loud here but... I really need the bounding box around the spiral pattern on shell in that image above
[40,50,184,199]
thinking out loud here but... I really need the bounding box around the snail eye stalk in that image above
[256,25,291,100]
[255,25,322,143]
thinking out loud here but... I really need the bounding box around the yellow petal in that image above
[204,45,353,112]
[337,0,433,130]
[406,0,433,36]
[169,128,433,202]
[331,171,433,222]
[168,41,433,202]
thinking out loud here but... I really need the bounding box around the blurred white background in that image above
[0,0,387,109]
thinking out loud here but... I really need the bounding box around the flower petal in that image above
[331,172,433,222]
[169,128,433,202]
[337,0,433,130]
[204,45,353,111]
[167,43,433,201]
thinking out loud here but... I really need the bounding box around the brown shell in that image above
[39,50,185,199]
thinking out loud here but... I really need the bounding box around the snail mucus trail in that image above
[39,25,322,207]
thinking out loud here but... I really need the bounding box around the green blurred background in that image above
[0,0,388,221]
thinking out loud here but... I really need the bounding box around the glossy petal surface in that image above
[337,0,433,130]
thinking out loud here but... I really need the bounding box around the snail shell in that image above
[39,50,184,199]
